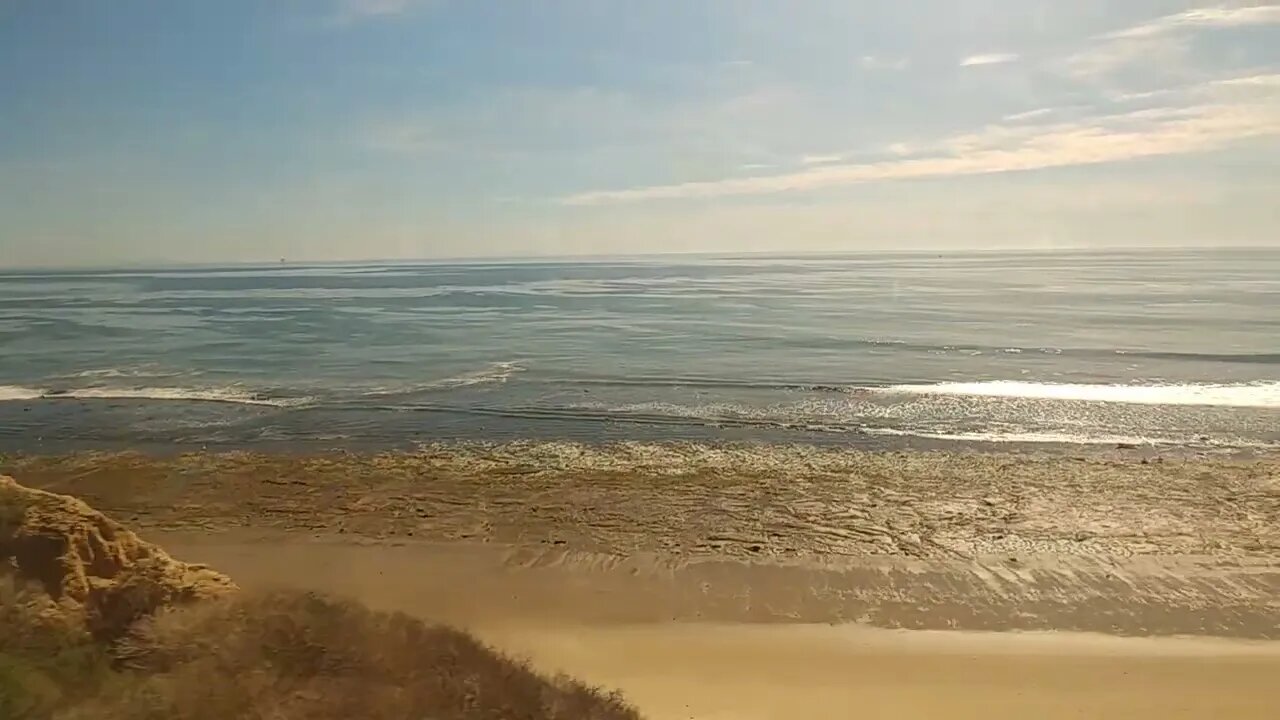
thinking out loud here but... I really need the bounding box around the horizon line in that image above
[3,243,1278,273]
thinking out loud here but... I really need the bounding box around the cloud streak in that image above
[800,153,845,165]
[1003,108,1056,122]
[1216,73,1280,87]
[960,52,1019,67]
[1104,4,1280,40]
[328,0,432,25]
[562,97,1280,205]
[1065,5,1280,80]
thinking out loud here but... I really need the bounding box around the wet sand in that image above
[149,534,1280,637]
[7,444,1277,561]
[6,445,1276,634]
[4,445,1279,717]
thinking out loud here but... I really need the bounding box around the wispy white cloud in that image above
[800,153,844,165]
[328,0,433,25]
[1103,5,1280,40]
[1107,73,1280,103]
[960,52,1019,67]
[1003,108,1056,122]
[562,90,1280,205]
[859,55,910,71]
[1065,5,1280,81]
[1215,73,1280,87]
[1110,88,1178,102]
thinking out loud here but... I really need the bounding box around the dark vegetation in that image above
[0,476,641,720]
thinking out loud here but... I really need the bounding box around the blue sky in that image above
[1,1,1278,266]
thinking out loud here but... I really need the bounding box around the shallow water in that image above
[1,247,1277,451]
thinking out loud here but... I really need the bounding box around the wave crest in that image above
[881,381,1280,408]
[0,385,40,401]
[362,361,526,396]
[0,385,306,407]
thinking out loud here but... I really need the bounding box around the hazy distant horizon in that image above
[5,242,1280,273]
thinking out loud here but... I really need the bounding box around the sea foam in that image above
[881,381,1280,408]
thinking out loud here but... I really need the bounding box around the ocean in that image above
[1,247,1277,453]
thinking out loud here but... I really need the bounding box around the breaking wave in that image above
[0,384,306,407]
[362,361,526,396]
[880,381,1280,408]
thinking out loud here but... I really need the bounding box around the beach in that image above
[481,625,1280,720]
[4,444,1277,718]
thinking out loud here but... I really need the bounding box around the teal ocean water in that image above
[1,248,1277,452]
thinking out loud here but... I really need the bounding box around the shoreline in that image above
[3,398,1276,458]
[5,443,1274,556]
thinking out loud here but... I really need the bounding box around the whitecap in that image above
[0,385,41,401]
[1,385,309,407]
[54,386,303,406]
[860,426,1272,447]
[363,361,526,396]
[880,381,1280,408]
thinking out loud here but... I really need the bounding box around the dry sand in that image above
[156,536,1280,720]
[4,445,1279,718]
[485,625,1280,720]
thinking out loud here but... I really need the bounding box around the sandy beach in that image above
[483,625,1280,720]
[4,444,1278,718]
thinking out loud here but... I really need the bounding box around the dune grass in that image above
[0,578,113,719]
[0,578,640,720]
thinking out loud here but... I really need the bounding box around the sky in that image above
[1,0,1278,266]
